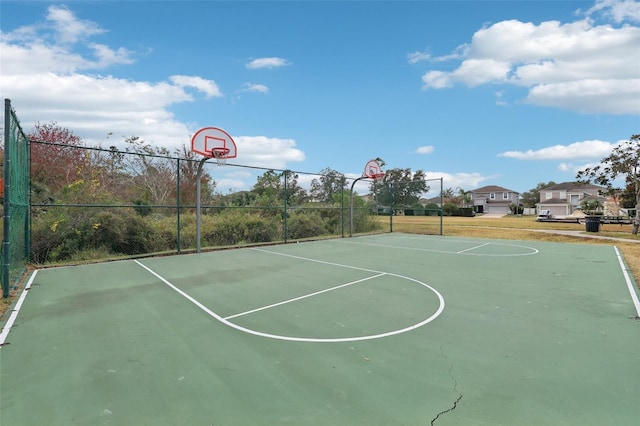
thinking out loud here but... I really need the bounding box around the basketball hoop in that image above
[363,159,385,183]
[211,147,230,166]
[191,126,237,165]
[372,173,385,184]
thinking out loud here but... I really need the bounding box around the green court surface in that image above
[1,233,639,425]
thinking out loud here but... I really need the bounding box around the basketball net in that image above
[211,148,229,166]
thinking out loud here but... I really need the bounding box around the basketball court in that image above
[1,233,639,425]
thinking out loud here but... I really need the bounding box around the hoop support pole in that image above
[195,156,209,253]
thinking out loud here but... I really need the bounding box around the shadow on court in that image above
[1,233,639,425]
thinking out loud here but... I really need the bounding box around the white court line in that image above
[457,242,490,254]
[225,273,385,320]
[614,246,640,317]
[250,247,388,273]
[339,239,539,256]
[0,270,38,347]
[135,252,445,343]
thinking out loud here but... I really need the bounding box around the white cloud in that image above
[422,171,497,196]
[415,145,435,154]
[419,1,640,115]
[407,51,431,64]
[498,140,615,160]
[558,162,574,172]
[0,6,229,152]
[583,0,640,23]
[245,57,291,69]
[408,45,469,65]
[169,75,223,98]
[525,79,640,114]
[240,83,270,94]
[46,5,106,44]
[232,136,305,169]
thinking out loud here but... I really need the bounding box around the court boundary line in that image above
[134,251,445,343]
[0,270,38,347]
[339,238,539,256]
[614,246,640,317]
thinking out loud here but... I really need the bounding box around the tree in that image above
[310,168,346,203]
[456,187,471,207]
[520,181,556,208]
[576,134,639,235]
[580,199,603,215]
[120,136,213,207]
[28,121,88,193]
[376,168,429,207]
[177,145,214,206]
[282,171,308,205]
[252,170,307,207]
[441,187,455,199]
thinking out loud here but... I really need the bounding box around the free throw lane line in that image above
[225,273,385,320]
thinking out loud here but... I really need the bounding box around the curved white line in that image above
[134,253,445,343]
[340,239,539,256]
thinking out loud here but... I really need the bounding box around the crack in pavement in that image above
[430,393,463,426]
[431,347,463,425]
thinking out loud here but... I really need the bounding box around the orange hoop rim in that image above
[210,147,231,158]
[370,173,385,182]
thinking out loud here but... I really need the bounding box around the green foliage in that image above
[30,208,153,263]
[576,134,640,234]
[521,181,556,208]
[442,203,475,217]
[22,129,386,263]
[580,199,604,215]
[442,202,458,216]
[286,211,328,239]
[423,202,441,216]
[310,168,346,203]
[92,210,153,254]
[133,199,152,216]
[200,211,282,246]
[509,203,524,215]
[375,168,429,207]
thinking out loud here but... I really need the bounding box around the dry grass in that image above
[384,215,640,290]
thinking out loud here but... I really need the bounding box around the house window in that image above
[546,191,552,200]
[570,194,579,207]
[503,192,509,200]
[490,192,495,200]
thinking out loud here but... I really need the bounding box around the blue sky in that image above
[1,0,639,196]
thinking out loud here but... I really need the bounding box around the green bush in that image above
[200,211,282,246]
[91,210,152,255]
[28,203,381,264]
[286,211,327,239]
[30,207,153,263]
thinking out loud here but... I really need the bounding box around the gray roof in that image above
[471,185,518,193]
[540,181,604,192]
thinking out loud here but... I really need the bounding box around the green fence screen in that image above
[2,99,31,298]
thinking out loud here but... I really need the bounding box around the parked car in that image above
[536,209,551,221]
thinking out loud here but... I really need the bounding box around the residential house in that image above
[536,182,606,217]
[470,185,520,214]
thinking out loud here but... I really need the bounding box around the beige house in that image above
[470,185,520,214]
[536,182,606,217]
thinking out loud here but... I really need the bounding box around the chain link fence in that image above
[27,140,384,265]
